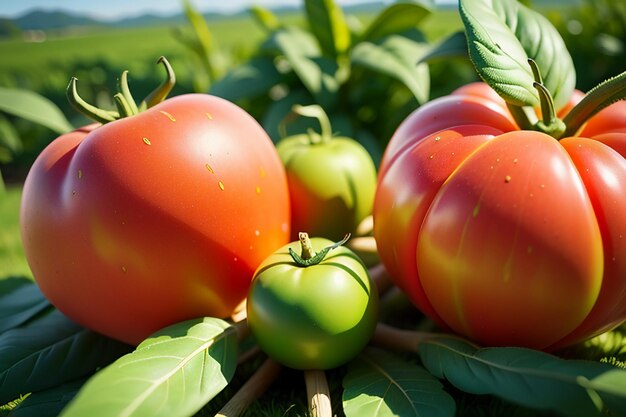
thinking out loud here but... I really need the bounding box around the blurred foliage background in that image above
[0,0,623,185]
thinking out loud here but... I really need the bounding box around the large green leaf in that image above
[351,31,430,104]
[343,348,455,417]
[459,0,575,109]
[420,336,626,417]
[0,281,50,334]
[0,87,72,134]
[0,114,21,163]
[272,27,340,108]
[0,309,130,404]
[360,0,434,42]
[249,5,281,32]
[304,0,351,58]
[60,317,238,417]
[209,57,282,101]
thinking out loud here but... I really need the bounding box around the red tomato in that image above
[21,94,290,345]
[374,83,626,350]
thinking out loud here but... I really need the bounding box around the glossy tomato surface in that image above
[374,83,626,349]
[277,134,377,241]
[21,94,290,345]
[247,237,379,370]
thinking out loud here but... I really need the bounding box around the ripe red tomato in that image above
[374,82,626,350]
[21,93,291,345]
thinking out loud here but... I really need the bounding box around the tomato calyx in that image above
[507,60,625,139]
[561,70,626,137]
[66,56,176,124]
[288,232,351,266]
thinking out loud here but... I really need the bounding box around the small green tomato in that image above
[247,232,379,370]
[277,105,377,241]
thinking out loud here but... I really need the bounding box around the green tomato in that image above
[247,233,379,370]
[277,105,377,241]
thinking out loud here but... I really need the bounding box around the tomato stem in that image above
[533,82,566,137]
[118,70,139,115]
[139,56,176,111]
[67,57,176,124]
[524,59,566,138]
[292,104,334,144]
[215,358,282,417]
[113,93,134,119]
[561,70,626,138]
[371,322,432,353]
[66,77,118,124]
[289,232,351,266]
[304,370,333,417]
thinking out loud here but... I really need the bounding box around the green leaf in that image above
[351,31,430,104]
[304,0,351,58]
[0,87,73,134]
[459,0,575,109]
[343,348,456,417]
[0,282,50,333]
[60,317,238,417]
[0,114,21,163]
[209,57,282,101]
[272,27,340,108]
[8,380,84,417]
[360,0,434,42]
[418,31,468,63]
[0,309,130,404]
[249,5,281,32]
[420,336,626,417]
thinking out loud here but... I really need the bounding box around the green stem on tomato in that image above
[292,104,334,145]
[533,82,566,138]
[139,56,176,111]
[289,232,351,266]
[119,70,139,115]
[67,57,177,124]
[66,77,118,124]
[561,70,626,138]
[113,93,135,119]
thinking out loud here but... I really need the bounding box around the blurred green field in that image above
[0,10,460,91]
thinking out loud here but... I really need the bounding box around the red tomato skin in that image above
[552,136,626,348]
[21,94,290,345]
[374,84,626,349]
[379,93,518,178]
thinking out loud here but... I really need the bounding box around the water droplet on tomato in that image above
[218,181,225,191]
[504,175,512,183]
[78,169,83,179]
[143,137,152,146]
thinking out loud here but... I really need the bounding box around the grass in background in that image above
[0,187,31,279]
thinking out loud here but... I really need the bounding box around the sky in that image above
[0,0,429,20]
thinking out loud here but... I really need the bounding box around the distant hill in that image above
[11,10,105,31]
[2,0,580,33]
[2,2,389,32]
